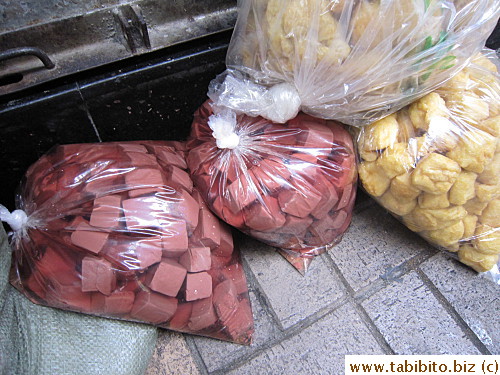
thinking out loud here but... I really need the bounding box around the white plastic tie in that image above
[208,110,241,149]
[0,205,28,232]
[261,83,301,124]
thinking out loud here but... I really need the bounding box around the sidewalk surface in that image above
[145,194,500,375]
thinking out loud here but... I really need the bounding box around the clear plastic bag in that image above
[187,101,357,273]
[2,141,254,344]
[209,0,499,126]
[356,50,500,274]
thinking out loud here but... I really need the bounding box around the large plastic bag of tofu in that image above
[187,102,357,273]
[1,141,254,344]
[356,50,500,276]
[208,0,499,126]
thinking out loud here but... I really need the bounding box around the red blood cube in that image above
[278,214,313,235]
[213,279,238,323]
[169,166,193,192]
[81,256,116,295]
[244,196,286,231]
[212,225,234,257]
[179,247,211,272]
[309,215,337,243]
[169,302,193,331]
[92,290,135,315]
[104,237,162,270]
[330,209,349,229]
[185,272,212,301]
[278,181,322,219]
[187,143,215,175]
[126,152,158,166]
[192,205,221,249]
[188,297,217,331]
[119,143,148,153]
[25,271,47,299]
[336,183,355,211]
[227,174,258,212]
[147,259,187,297]
[212,197,245,228]
[226,298,254,343]
[125,168,165,198]
[131,291,178,324]
[249,165,281,193]
[122,196,166,230]
[36,246,77,284]
[177,190,200,232]
[71,222,109,254]
[288,114,333,149]
[161,220,189,257]
[310,175,339,219]
[156,149,188,170]
[89,194,123,229]
[221,263,248,295]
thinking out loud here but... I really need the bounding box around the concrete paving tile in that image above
[145,331,201,375]
[362,271,480,354]
[241,237,346,329]
[227,303,384,375]
[420,253,500,354]
[193,288,281,373]
[330,204,434,291]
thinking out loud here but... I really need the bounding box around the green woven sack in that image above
[0,224,158,375]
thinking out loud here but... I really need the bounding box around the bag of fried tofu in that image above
[1,141,254,344]
[356,50,500,276]
[187,101,357,273]
[208,0,499,126]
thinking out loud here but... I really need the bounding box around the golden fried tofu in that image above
[479,199,500,227]
[378,190,417,216]
[411,153,461,194]
[463,215,478,239]
[422,220,464,251]
[463,197,489,216]
[409,93,448,131]
[449,171,477,206]
[358,160,390,197]
[446,130,496,173]
[473,224,500,255]
[476,183,500,203]
[396,108,416,142]
[477,152,500,185]
[476,116,500,137]
[390,173,421,200]
[376,143,415,179]
[458,244,499,272]
[403,205,466,231]
[351,0,380,44]
[445,92,490,125]
[417,192,450,209]
[361,114,399,151]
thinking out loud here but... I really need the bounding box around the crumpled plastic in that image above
[5,141,254,344]
[187,101,357,273]
[209,0,499,126]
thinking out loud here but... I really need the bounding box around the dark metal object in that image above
[0,47,55,70]
[0,0,237,95]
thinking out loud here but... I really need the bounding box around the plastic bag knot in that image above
[0,205,28,232]
[208,110,241,149]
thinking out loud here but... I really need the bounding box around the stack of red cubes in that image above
[10,141,254,344]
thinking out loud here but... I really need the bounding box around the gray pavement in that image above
[146,197,500,375]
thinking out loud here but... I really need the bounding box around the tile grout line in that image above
[184,335,211,375]
[415,267,492,355]
[212,296,352,375]
[76,82,102,142]
[323,252,395,355]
